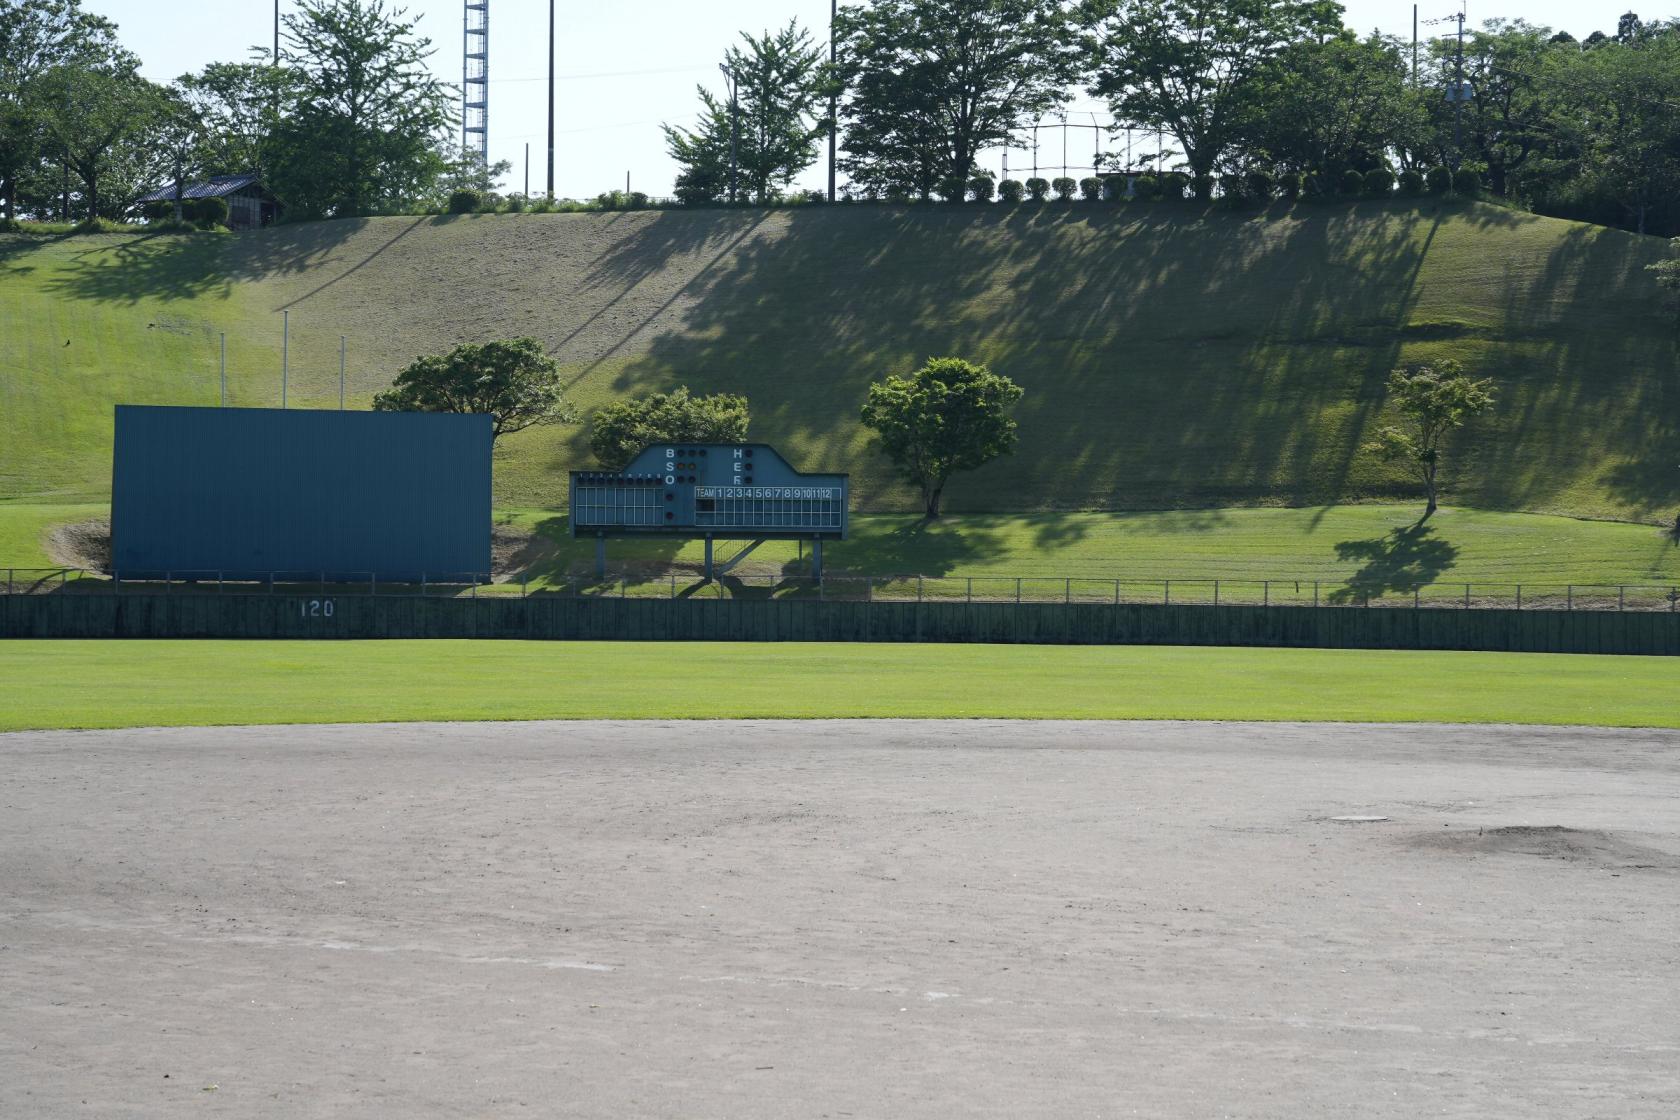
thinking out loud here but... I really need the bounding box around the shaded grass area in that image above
[496,504,1680,588]
[3,203,1676,520]
[1,640,1675,731]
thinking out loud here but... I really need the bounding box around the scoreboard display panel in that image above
[570,443,847,540]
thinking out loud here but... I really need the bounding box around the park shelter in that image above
[135,173,279,229]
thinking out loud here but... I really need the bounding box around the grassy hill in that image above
[2,200,1675,520]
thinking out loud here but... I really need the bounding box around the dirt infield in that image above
[3,720,1677,1118]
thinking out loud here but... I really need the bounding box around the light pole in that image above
[547,0,555,200]
[720,62,739,205]
[828,0,838,201]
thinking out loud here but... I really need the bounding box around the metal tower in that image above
[463,0,489,169]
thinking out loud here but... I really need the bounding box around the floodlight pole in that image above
[281,309,288,408]
[546,0,555,200]
[720,63,739,204]
[827,0,838,201]
[1452,6,1466,169]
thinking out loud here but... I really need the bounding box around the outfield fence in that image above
[5,567,1679,613]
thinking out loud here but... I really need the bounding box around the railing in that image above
[5,568,1679,612]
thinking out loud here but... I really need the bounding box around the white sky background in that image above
[84,1,1656,199]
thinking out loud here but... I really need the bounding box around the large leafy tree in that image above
[1366,360,1496,521]
[1237,31,1426,180]
[1084,0,1342,178]
[833,0,1080,200]
[373,339,576,443]
[267,0,454,218]
[666,22,825,205]
[589,388,751,469]
[178,59,299,179]
[861,357,1024,518]
[0,0,125,220]
[33,64,164,221]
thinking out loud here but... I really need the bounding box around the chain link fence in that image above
[6,568,1680,612]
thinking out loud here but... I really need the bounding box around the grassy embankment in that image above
[1,641,1676,731]
[2,201,1675,520]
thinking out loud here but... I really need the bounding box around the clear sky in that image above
[83,1,1654,199]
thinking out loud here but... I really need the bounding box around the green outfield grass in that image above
[0,640,1673,731]
[4,202,1676,521]
[0,502,106,568]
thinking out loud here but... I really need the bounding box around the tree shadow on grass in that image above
[785,516,1005,577]
[1327,521,1459,603]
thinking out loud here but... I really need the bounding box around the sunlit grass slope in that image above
[3,200,1674,518]
[2,641,1675,731]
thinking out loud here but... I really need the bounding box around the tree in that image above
[589,387,751,469]
[833,0,1079,200]
[266,0,454,218]
[1084,0,1342,179]
[153,86,207,223]
[1237,32,1426,181]
[1419,20,1565,197]
[0,0,125,221]
[373,338,576,443]
[178,59,298,179]
[33,64,163,221]
[663,89,734,205]
[860,356,1023,518]
[1366,360,1496,521]
[1650,238,1680,333]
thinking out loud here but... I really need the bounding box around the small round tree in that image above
[1363,168,1395,197]
[1132,175,1159,200]
[373,338,576,443]
[1425,166,1452,194]
[969,174,996,203]
[1340,169,1365,196]
[1190,174,1214,202]
[1365,360,1496,521]
[998,179,1025,203]
[1051,176,1077,201]
[860,357,1024,519]
[1397,169,1424,196]
[1025,177,1050,202]
[1452,168,1481,195]
[589,387,750,469]
[1079,176,1102,201]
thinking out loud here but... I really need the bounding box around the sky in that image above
[83,1,1653,199]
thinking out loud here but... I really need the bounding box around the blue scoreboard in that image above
[569,443,847,577]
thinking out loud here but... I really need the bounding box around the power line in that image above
[490,65,713,85]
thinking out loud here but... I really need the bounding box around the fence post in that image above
[1516,584,1521,610]
[669,573,675,599]
[620,574,626,599]
[1065,577,1071,604]
[1213,579,1219,607]
[1164,580,1170,605]
[5,569,10,596]
[1114,579,1120,605]
[522,572,528,598]
[967,577,972,603]
[421,573,427,597]
[918,575,924,603]
[1313,580,1318,608]
[372,572,378,597]
[1414,586,1420,610]
[166,571,172,596]
[218,571,224,595]
[1567,584,1573,611]
[1464,583,1470,610]
[1618,585,1625,611]
[1015,577,1021,604]
[1263,580,1268,607]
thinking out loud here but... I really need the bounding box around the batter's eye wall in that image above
[111,406,492,580]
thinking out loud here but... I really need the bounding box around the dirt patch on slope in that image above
[44,518,109,570]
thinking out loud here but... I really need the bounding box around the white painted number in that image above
[300,599,335,618]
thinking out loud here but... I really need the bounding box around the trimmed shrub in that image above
[1190,174,1214,202]
[628,191,650,210]
[937,176,968,203]
[1425,165,1452,194]
[1025,177,1050,201]
[1339,168,1365,196]
[505,193,527,212]
[1397,169,1424,196]
[969,174,996,202]
[192,196,229,227]
[1079,176,1102,201]
[529,196,554,213]
[802,189,828,204]
[998,178,1025,203]
[1452,168,1481,195]
[1244,169,1274,200]
[1160,171,1190,200]
[448,188,481,214]
[1218,173,1245,203]
[1276,171,1302,200]
[1051,176,1076,201]
[1362,168,1395,197]
[1132,174,1159,201]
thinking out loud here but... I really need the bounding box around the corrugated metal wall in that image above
[111,406,491,580]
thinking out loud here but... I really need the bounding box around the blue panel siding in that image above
[111,406,491,580]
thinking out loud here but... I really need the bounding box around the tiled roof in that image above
[136,173,263,203]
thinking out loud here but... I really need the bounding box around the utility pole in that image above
[720,63,739,204]
[828,0,838,201]
[1452,4,1467,169]
[546,0,555,200]
[274,1,280,65]
[1412,5,1419,86]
